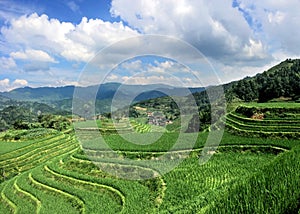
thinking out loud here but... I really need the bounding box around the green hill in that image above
[227,59,300,102]
[0,101,70,131]
[130,59,300,133]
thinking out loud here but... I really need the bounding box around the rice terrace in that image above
[1,1,300,213]
[1,68,300,213]
[1,100,300,213]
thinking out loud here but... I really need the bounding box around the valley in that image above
[0,59,300,213]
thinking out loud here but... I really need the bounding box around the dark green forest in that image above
[0,100,70,131]
[228,59,300,102]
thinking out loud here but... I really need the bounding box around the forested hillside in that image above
[0,101,70,131]
[228,59,300,102]
[131,59,300,132]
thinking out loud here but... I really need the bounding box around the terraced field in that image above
[74,119,133,135]
[224,103,300,138]
[1,113,300,213]
[74,119,157,135]
[130,120,151,133]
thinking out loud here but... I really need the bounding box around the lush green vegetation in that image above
[227,59,300,102]
[242,102,300,108]
[224,103,300,139]
[208,145,300,213]
[0,107,71,134]
[159,150,278,213]
[0,128,58,141]
[130,120,151,133]
[1,113,300,213]
[1,59,300,213]
[2,128,298,213]
[130,59,300,133]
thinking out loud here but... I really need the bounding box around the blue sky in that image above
[0,0,113,23]
[0,0,300,91]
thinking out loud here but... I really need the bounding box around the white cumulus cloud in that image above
[1,13,140,63]
[1,1,300,88]
[0,78,9,86]
[11,49,57,63]
[110,0,270,65]
[0,78,28,91]
[12,79,28,86]
[233,0,300,56]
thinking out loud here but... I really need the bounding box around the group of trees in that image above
[0,104,71,131]
[229,59,300,102]
[0,106,33,131]
[13,114,70,131]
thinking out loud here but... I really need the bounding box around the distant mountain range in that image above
[1,59,300,131]
[1,59,300,114]
[0,83,205,113]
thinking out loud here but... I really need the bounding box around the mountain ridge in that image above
[1,58,299,116]
[0,83,205,114]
